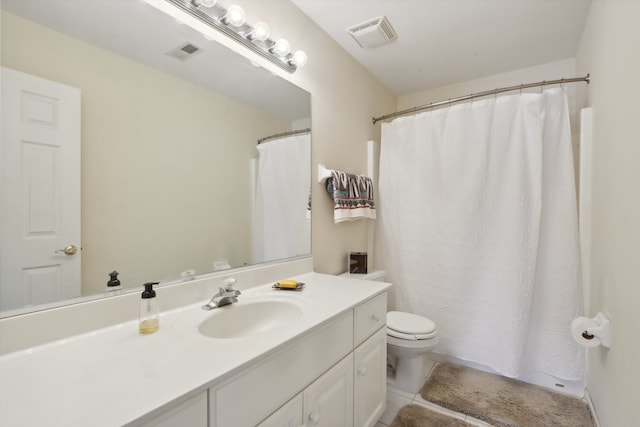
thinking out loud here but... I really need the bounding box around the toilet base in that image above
[394,353,428,393]
[387,348,437,394]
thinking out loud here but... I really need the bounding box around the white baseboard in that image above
[584,389,601,427]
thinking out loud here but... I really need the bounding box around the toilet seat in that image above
[387,311,437,341]
[387,329,437,340]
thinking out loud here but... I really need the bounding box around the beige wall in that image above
[235,0,397,274]
[1,12,290,293]
[576,1,640,426]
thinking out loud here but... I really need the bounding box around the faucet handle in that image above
[222,277,237,291]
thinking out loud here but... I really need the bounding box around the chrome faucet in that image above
[202,277,241,310]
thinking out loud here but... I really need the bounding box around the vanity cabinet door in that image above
[257,394,303,427]
[354,327,387,427]
[303,354,354,427]
[210,312,353,427]
[139,391,207,427]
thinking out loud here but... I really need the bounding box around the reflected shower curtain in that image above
[253,133,310,264]
[377,89,584,380]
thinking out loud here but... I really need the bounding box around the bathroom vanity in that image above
[0,268,390,427]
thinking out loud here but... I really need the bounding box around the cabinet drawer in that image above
[354,293,387,346]
[210,311,353,427]
[139,392,207,427]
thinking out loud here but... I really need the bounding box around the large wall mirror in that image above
[0,0,311,316]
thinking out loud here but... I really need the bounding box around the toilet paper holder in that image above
[581,331,595,340]
[578,312,611,348]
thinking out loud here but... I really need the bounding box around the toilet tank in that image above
[340,270,386,281]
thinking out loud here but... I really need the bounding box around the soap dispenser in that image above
[106,270,121,292]
[139,282,160,334]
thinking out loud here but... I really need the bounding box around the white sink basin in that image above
[198,297,305,339]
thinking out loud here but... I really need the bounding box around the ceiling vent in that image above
[166,42,203,61]
[347,16,397,48]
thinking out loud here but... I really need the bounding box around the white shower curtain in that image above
[252,133,311,264]
[377,88,584,380]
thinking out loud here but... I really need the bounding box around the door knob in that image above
[55,245,78,256]
[308,412,320,425]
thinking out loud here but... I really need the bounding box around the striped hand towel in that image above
[326,170,376,223]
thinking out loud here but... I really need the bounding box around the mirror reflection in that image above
[0,0,311,316]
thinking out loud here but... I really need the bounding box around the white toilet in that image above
[341,270,438,393]
[386,310,438,392]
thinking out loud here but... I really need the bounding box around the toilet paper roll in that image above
[571,317,601,347]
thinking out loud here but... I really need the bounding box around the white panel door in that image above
[1,67,81,311]
[303,354,354,427]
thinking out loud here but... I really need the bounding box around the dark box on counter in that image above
[349,252,368,274]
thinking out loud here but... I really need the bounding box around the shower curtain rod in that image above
[372,74,590,124]
[257,128,311,144]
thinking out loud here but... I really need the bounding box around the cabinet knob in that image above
[308,412,320,425]
[357,366,367,376]
[371,313,380,322]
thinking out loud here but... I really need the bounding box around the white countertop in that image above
[0,272,390,427]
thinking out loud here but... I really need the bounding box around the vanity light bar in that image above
[164,0,304,73]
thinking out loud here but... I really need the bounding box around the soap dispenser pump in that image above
[139,282,160,334]
[106,270,121,291]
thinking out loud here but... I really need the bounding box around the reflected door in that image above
[1,67,81,311]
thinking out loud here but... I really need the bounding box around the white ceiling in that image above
[291,0,592,95]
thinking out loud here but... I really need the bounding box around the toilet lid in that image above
[387,311,436,336]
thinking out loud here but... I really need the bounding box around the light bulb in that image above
[192,0,216,6]
[291,50,307,67]
[223,5,246,27]
[247,21,270,42]
[272,38,291,57]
